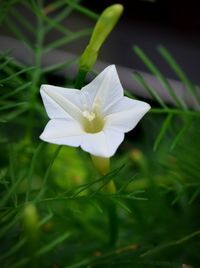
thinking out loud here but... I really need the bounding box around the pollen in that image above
[82,110,96,122]
[82,110,104,133]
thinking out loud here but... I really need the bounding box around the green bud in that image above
[80,4,123,72]
[23,203,39,243]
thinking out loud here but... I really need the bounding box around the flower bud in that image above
[22,203,39,242]
[22,203,39,266]
[80,4,123,72]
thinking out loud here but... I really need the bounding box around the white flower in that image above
[40,65,150,157]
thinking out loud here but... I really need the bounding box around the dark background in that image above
[81,0,200,83]
[1,0,199,83]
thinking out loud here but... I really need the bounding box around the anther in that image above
[82,110,96,122]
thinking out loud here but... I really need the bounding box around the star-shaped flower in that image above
[40,65,150,157]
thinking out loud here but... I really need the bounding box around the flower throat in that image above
[82,110,104,133]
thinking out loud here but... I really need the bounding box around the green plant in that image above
[0,1,200,267]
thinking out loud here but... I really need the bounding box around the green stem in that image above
[75,68,87,89]
[91,155,118,246]
[27,6,44,140]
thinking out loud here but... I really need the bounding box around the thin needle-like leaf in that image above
[0,67,35,84]
[10,7,36,34]
[4,17,32,48]
[0,102,28,111]
[25,143,44,202]
[64,0,99,20]
[0,214,19,239]
[0,238,26,261]
[133,45,187,109]
[150,108,200,117]
[1,82,32,100]
[153,113,173,151]
[0,174,25,207]
[132,71,167,108]
[43,57,78,73]
[36,231,71,256]
[34,146,62,201]
[170,119,191,151]
[158,45,200,104]
[43,28,92,53]
[0,57,13,70]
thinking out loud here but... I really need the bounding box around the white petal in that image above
[105,97,151,132]
[81,65,123,114]
[40,118,84,147]
[80,129,124,157]
[40,84,82,122]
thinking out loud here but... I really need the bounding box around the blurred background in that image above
[82,0,200,83]
[1,1,200,267]
[1,0,200,83]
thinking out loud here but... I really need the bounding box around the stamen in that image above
[82,110,96,122]
[82,110,104,133]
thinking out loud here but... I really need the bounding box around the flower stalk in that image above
[91,154,117,246]
[91,155,116,193]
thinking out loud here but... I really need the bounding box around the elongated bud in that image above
[79,4,123,72]
[23,203,39,243]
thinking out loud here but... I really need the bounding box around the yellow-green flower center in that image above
[82,110,104,133]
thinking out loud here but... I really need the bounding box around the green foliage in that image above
[0,1,200,268]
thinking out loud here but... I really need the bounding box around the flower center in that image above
[82,110,104,133]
